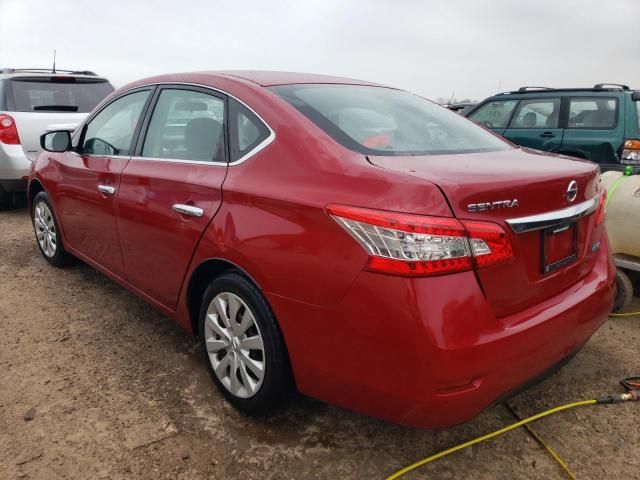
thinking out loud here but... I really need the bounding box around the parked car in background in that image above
[30,71,613,428]
[446,102,476,115]
[0,68,114,209]
[467,84,640,172]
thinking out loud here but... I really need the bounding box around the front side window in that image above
[141,89,225,162]
[469,100,518,129]
[272,84,512,156]
[509,99,561,128]
[80,90,150,156]
[568,98,617,129]
[229,98,271,162]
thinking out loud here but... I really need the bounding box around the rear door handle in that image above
[540,132,555,138]
[98,185,116,195]
[173,204,204,217]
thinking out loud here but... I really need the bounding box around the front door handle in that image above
[173,204,204,217]
[98,185,116,195]
[540,132,555,138]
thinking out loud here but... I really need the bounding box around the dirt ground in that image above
[1,207,639,480]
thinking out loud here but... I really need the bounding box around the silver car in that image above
[0,68,114,209]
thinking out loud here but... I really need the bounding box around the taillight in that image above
[460,220,515,268]
[0,114,20,144]
[621,139,640,165]
[327,205,514,277]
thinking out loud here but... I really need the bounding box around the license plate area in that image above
[541,222,577,274]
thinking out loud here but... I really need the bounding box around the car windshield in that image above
[271,84,512,156]
[10,78,113,113]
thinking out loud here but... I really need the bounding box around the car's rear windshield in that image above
[9,77,114,113]
[270,84,512,156]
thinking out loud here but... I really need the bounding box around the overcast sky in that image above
[1,0,638,101]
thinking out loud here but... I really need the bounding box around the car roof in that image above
[131,70,388,89]
[210,70,388,87]
[0,68,108,81]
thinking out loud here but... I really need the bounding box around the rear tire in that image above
[612,269,633,313]
[199,272,292,416]
[32,191,74,267]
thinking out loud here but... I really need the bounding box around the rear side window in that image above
[141,88,226,163]
[636,101,640,132]
[272,84,511,156]
[9,78,113,113]
[229,98,271,162]
[469,100,518,129]
[568,98,617,129]
[509,99,561,128]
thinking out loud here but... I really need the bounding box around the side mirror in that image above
[40,130,71,153]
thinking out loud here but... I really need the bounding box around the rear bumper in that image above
[269,235,615,428]
[0,143,30,186]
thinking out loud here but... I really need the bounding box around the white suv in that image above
[0,68,114,209]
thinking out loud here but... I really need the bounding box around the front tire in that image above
[32,191,73,267]
[199,272,292,416]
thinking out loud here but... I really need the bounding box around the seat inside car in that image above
[522,111,537,127]
[184,117,222,162]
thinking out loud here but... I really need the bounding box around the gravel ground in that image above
[1,207,639,480]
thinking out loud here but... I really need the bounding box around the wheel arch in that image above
[186,258,264,336]
[28,178,45,210]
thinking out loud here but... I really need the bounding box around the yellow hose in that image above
[386,400,597,480]
[609,311,640,317]
[504,403,576,480]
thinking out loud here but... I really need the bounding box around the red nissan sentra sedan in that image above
[29,71,614,428]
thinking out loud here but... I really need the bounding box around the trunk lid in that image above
[10,112,86,160]
[368,147,603,317]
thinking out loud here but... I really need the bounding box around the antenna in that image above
[448,92,455,105]
[52,49,56,74]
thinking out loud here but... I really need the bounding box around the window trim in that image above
[565,96,619,131]
[133,84,229,165]
[228,97,272,163]
[74,86,156,158]
[70,81,275,167]
[505,98,562,130]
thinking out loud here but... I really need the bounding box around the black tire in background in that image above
[32,191,74,267]
[0,187,11,211]
[199,272,293,416]
[612,268,634,313]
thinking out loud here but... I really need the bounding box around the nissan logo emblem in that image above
[566,180,578,202]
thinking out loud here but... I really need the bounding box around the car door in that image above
[55,88,153,277]
[502,98,563,151]
[115,86,229,309]
[467,99,519,136]
[561,96,622,168]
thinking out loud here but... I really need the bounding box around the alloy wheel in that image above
[34,201,57,258]
[204,292,266,398]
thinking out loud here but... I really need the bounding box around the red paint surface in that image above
[30,72,614,428]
